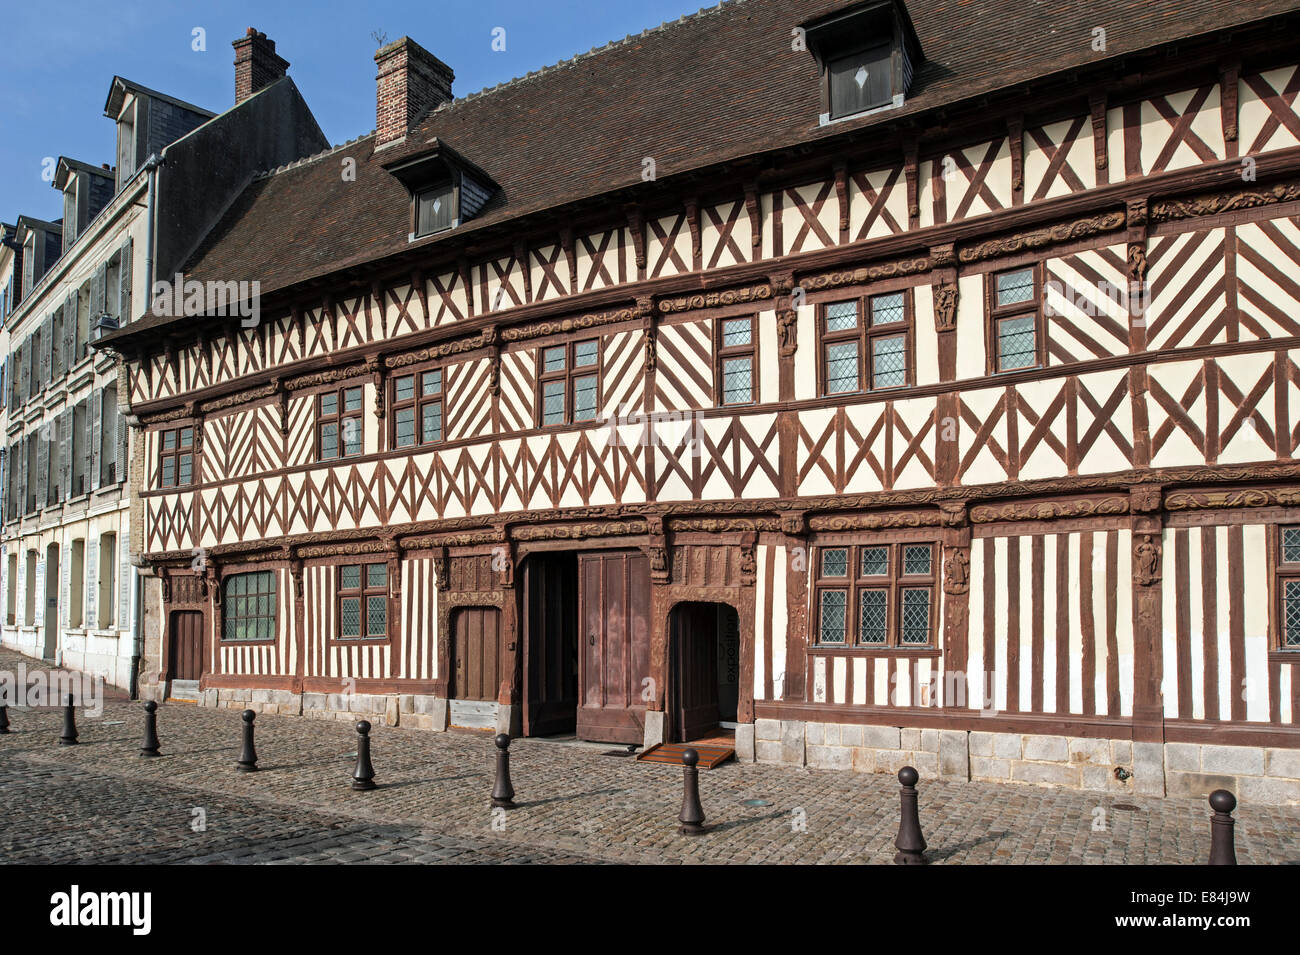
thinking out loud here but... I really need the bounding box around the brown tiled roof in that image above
[121,0,1300,341]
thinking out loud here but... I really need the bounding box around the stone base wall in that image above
[197,687,449,731]
[746,719,1300,806]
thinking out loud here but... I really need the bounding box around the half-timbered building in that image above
[101,0,1300,803]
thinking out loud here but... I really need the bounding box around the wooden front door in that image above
[522,554,579,736]
[671,602,721,742]
[577,552,651,744]
[168,611,205,681]
[452,606,502,702]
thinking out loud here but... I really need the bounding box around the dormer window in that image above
[382,138,498,243]
[804,0,923,125]
[415,182,456,238]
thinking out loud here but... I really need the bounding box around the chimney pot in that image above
[233,28,289,105]
[374,37,453,149]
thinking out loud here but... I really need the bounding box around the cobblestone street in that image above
[1,652,1297,864]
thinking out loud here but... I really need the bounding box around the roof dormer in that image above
[803,0,923,125]
[54,158,115,252]
[382,139,497,240]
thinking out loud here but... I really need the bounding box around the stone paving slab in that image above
[1,649,1297,864]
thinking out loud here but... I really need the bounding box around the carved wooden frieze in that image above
[499,305,644,343]
[969,496,1129,523]
[511,520,647,541]
[1164,487,1300,510]
[1151,180,1300,222]
[957,211,1127,263]
[656,283,774,314]
[808,511,942,531]
[801,257,930,292]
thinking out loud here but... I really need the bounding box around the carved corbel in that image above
[291,304,305,355]
[939,501,968,527]
[1089,92,1108,171]
[288,552,304,601]
[904,138,920,224]
[559,227,576,292]
[779,510,806,538]
[273,377,290,438]
[515,240,531,303]
[1220,60,1240,144]
[739,531,758,586]
[457,257,474,316]
[433,546,450,591]
[1007,116,1024,198]
[685,197,701,270]
[744,182,762,252]
[159,567,172,603]
[833,162,850,242]
[626,205,646,272]
[365,353,386,424]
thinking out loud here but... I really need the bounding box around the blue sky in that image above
[0,0,714,225]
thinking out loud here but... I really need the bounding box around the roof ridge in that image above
[421,1,741,119]
[255,131,378,180]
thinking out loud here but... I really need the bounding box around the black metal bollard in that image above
[678,747,706,835]
[1208,789,1238,865]
[352,720,376,791]
[894,766,928,865]
[236,709,258,772]
[59,694,78,746]
[0,704,9,734]
[491,733,515,808]
[140,701,161,757]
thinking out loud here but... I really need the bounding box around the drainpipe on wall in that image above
[128,153,163,701]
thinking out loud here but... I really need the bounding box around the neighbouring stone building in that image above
[0,31,327,694]
[97,0,1300,804]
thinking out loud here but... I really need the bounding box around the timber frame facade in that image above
[102,0,1300,803]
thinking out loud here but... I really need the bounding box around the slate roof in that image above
[107,0,1300,344]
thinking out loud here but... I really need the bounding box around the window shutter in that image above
[118,239,133,324]
[61,299,73,371]
[15,437,27,515]
[85,537,98,630]
[91,264,106,333]
[89,388,103,492]
[114,394,127,484]
[60,408,73,502]
[117,536,130,630]
[35,427,49,509]
[39,318,50,386]
[59,542,70,628]
[69,291,82,363]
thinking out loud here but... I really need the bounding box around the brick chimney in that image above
[233,28,289,105]
[374,37,454,149]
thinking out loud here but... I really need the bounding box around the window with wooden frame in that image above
[317,385,364,460]
[338,562,388,640]
[222,571,277,641]
[538,339,600,426]
[717,315,756,406]
[819,290,911,397]
[391,367,443,450]
[158,425,196,488]
[987,265,1044,373]
[813,542,937,648]
[1276,527,1300,651]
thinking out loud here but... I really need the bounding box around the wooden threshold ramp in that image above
[636,741,735,769]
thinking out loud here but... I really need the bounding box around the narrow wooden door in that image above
[523,555,578,736]
[168,611,205,681]
[577,552,650,744]
[672,602,720,742]
[453,607,502,702]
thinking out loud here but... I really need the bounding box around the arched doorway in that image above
[667,601,740,743]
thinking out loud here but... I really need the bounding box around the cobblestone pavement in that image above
[1,650,1297,864]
